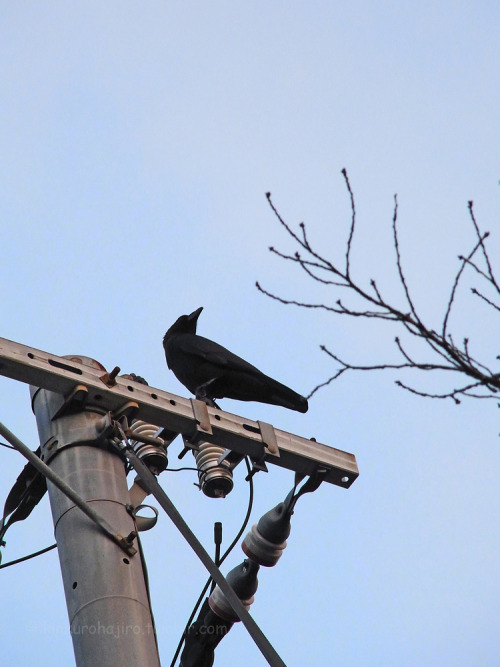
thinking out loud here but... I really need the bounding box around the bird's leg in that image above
[195,379,221,409]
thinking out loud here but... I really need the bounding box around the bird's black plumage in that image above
[163,307,308,413]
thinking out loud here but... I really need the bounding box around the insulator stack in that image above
[129,420,168,474]
[193,442,234,498]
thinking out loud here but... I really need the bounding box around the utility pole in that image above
[29,357,161,667]
[0,336,359,666]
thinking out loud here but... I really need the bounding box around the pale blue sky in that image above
[1,3,499,666]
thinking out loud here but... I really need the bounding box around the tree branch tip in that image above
[341,167,347,175]
[265,191,271,198]
[299,221,305,228]
[468,200,473,208]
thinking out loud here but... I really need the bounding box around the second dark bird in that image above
[163,307,308,413]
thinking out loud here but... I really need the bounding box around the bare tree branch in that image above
[471,288,500,313]
[342,168,356,279]
[255,281,345,314]
[259,171,500,406]
[468,201,499,294]
[391,194,421,324]
[442,236,486,339]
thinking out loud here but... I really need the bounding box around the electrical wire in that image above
[121,441,286,667]
[136,530,160,655]
[0,441,15,450]
[169,456,254,667]
[0,543,57,569]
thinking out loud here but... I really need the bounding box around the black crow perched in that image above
[163,307,308,413]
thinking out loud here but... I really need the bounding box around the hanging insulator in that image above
[242,501,291,566]
[193,442,234,498]
[208,559,260,622]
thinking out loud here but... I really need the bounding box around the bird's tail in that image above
[205,371,309,413]
[263,376,309,413]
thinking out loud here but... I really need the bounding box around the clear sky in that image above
[1,3,499,666]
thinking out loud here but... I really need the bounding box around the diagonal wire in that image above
[119,437,285,667]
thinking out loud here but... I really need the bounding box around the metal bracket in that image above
[127,503,159,532]
[51,384,89,419]
[0,422,137,556]
[128,476,151,507]
[245,421,280,480]
[258,421,279,457]
[40,412,116,464]
[190,398,213,438]
[176,399,214,459]
[113,400,140,422]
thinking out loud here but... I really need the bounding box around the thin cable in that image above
[218,457,254,567]
[0,423,136,557]
[136,531,159,652]
[120,445,285,666]
[169,457,254,667]
[0,441,15,450]
[0,543,57,569]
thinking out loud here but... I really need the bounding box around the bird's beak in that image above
[188,307,203,322]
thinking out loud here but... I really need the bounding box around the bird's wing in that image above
[177,335,262,374]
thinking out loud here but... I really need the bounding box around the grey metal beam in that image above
[0,336,359,487]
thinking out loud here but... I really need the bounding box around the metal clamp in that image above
[246,421,280,480]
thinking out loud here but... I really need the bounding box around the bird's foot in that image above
[195,380,220,409]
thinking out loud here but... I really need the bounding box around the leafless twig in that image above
[258,171,500,405]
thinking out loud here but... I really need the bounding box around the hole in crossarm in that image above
[242,423,260,434]
[72,582,78,589]
[49,359,83,374]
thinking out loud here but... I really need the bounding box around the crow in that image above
[163,307,308,413]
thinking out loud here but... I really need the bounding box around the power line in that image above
[0,543,56,569]
[0,441,15,450]
[169,456,254,667]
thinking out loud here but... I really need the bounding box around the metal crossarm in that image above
[0,336,359,488]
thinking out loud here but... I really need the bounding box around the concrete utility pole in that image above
[0,337,359,666]
[30,358,161,667]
